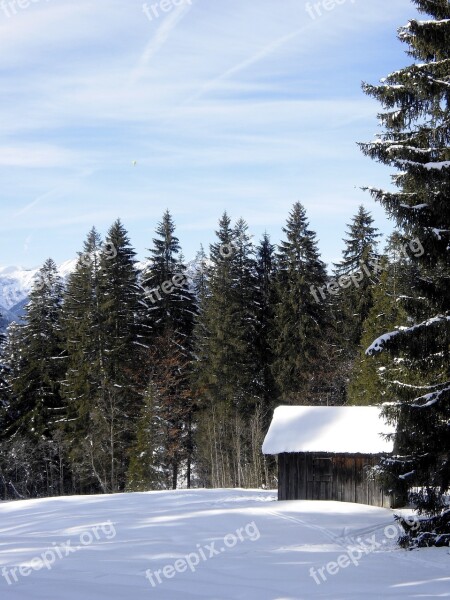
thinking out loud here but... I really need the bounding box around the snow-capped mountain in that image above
[0,259,77,330]
[0,256,205,332]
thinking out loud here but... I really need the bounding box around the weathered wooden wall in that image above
[277,452,398,508]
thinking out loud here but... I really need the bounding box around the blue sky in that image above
[0,0,419,269]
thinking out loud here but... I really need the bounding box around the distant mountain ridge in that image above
[0,256,203,332]
[0,260,77,331]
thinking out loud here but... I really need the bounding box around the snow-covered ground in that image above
[0,489,448,599]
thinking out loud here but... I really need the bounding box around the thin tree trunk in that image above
[172,462,178,490]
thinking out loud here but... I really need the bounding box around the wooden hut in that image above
[262,406,405,509]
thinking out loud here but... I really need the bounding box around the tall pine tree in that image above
[254,233,277,428]
[0,260,66,497]
[13,259,65,439]
[271,202,331,405]
[61,228,111,493]
[193,213,262,487]
[348,245,409,405]
[361,0,450,543]
[97,220,143,491]
[133,212,196,490]
[142,210,195,342]
[333,205,381,350]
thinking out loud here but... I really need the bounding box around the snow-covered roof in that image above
[262,406,395,455]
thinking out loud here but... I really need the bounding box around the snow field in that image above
[0,489,449,599]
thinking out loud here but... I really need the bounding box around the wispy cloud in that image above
[130,1,193,84]
[12,168,96,218]
[185,26,310,104]
[0,144,79,168]
[0,0,416,267]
